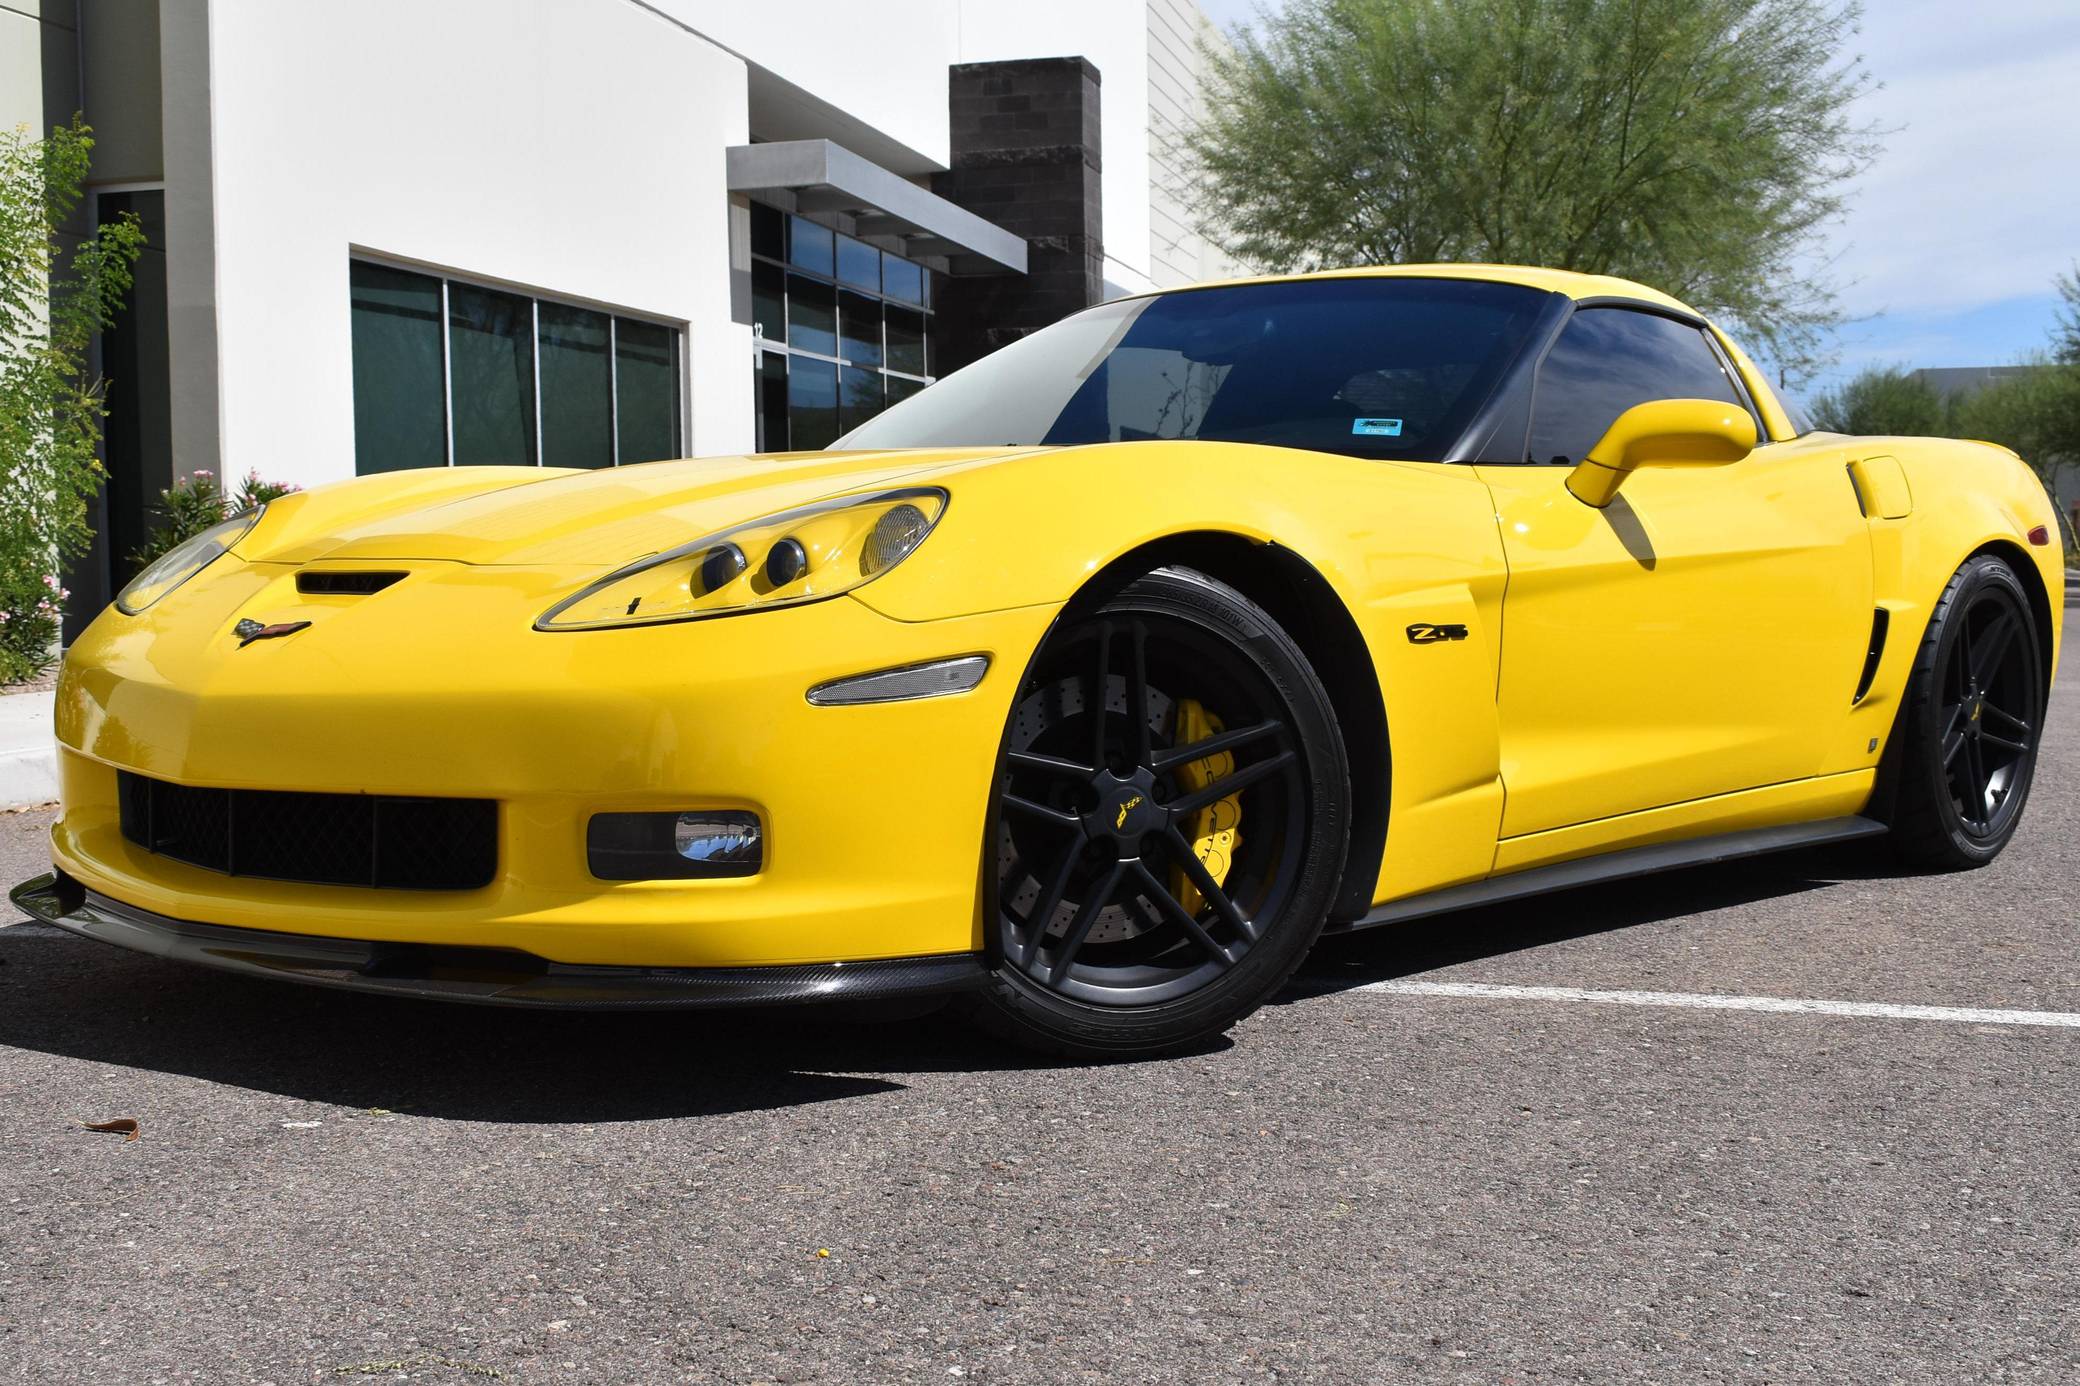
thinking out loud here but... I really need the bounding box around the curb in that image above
[0,691,57,811]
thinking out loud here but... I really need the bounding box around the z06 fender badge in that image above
[1405,622,1470,645]
[234,618,312,647]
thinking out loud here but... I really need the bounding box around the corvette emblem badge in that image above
[1115,795,1144,830]
[234,618,312,648]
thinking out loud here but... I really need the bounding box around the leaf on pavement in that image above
[82,1118,139,1141]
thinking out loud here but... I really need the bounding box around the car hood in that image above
[263,448,1037,568]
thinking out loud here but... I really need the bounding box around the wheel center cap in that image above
[1087,768,1160,847]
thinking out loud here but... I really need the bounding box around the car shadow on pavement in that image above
[1281,844,1868,1000]
[0,844,1876,1116]
[0,931,1138,1123]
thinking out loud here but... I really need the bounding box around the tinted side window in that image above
[1526,308,1748,465]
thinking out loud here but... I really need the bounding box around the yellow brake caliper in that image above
[1168,699,1242,915]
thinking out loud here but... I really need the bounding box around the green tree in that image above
[2053,264,2080,366]
[1810,355,2078,536]
[1189,0,1882,385]
[1808,366,1945,436]
[0,116,145,682]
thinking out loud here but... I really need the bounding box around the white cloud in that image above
[1825,0,2080,316]
[1189,0,2080,329]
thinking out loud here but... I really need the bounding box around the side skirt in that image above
[1330,815,1889,933]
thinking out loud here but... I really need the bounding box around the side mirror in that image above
[1565,399,1757,508]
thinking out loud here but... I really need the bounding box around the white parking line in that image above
[1354,979,2080,1029]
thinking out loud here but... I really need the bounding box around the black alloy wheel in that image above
[969,567,1350,1058]
[1891,554,2046,868]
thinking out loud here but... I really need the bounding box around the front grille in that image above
[117,772,496,890]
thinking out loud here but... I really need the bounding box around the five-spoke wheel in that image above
[1892,554,2045,867]
[970,568,1349,1057]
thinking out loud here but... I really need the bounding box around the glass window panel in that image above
[789,216,834,277]
[839,290,882,368]
[787,357,840,450]
[537,304,612,469]
[838,277,1550,461]
[787,275,837,358]
[615,317,679,464]
[757,349,789,452]
[1526,308,1749,466]
[752,259,785,346]
[882,255,924,306]
[840,367,884,431]
[886,307,927,377]
[837,235,881,292]
[885,374,926,408]
[448,283,536,465]
[750,201,784,261]
[349,261,447,474]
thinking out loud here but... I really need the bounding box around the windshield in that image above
[834,276,1552,461]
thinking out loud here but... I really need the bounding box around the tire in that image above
[966,567,1351,1059]
[1888,554,2046,869]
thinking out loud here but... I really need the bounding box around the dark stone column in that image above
[931,57,1104,375]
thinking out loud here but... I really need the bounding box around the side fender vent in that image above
[296,571,406,596]
[1853,608,1890,704]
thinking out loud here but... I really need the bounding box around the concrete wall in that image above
[956,0,1156,296]
[933,58,1105,374]
[16,0,1229,485]
[189,0,754,484]
[77,0,160,183]
[1,0,78,142]
[1146,0,1240,286]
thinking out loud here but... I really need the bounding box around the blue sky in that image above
[1192,0,2080,401]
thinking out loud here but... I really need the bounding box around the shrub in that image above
[130,468,300,570]
[0,561,68,684]
[0,116,145,686]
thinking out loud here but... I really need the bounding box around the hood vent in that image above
[296,571,405,596]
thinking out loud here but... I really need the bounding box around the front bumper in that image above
[12,872,988,1010]
[51,566,1057,968]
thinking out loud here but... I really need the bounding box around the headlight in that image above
[115,507,267,615]
[535,488,948,631]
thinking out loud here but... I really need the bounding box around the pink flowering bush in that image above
[0,563,69,684]
[128,468,300,570]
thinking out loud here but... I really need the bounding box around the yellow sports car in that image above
[16,266,2064,1057]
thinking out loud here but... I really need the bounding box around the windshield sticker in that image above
[1351,418,1404,437]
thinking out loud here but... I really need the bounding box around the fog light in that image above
[675,813,761,865]
[587,810,763,880]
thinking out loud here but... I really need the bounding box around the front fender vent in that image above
[1853,608,1890,704]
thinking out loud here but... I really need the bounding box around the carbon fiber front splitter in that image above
[10,872,987,1011]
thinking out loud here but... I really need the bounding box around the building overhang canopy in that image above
[726,140,1027,275]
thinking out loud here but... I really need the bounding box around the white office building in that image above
[4,0,1239,617]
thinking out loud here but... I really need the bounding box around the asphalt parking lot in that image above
[1,630,2074,1384]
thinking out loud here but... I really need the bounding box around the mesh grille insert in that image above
[116,771,496,890]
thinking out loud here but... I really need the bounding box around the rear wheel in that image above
[969,568,1350,1059]
[1889,555,2045,869]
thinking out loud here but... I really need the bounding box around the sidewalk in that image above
[0,687,57,809]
